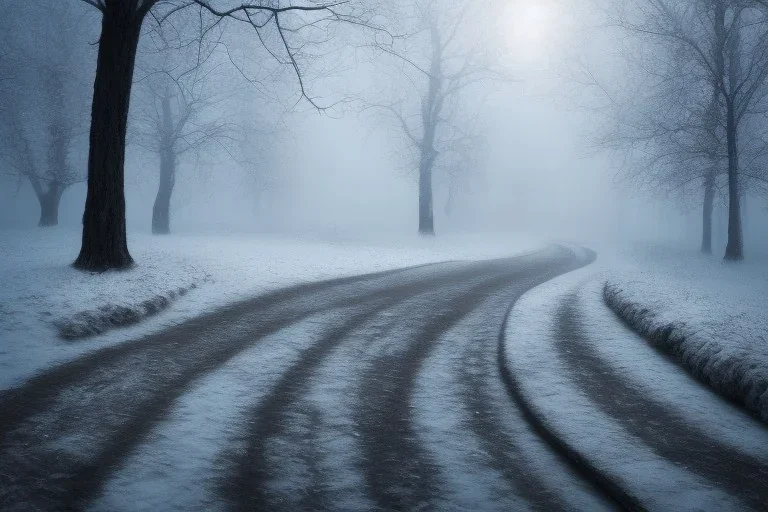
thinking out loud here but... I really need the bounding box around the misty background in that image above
[2,0,766,254]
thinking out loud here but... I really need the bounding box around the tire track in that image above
[497,252,641,512]
[0,263,471,511]
[223,293,416,512]
[0,246,592,512]
[553,292,768,510]
[274,302,418,512]
[454,254,614,511]
[88,312,342,512]
[353,256,572,512]
[222,259,537,512]
[459,298,577,510]
[0,263,440,439]
[410,281,614,512]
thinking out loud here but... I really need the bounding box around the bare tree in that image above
[132,19,239,235]
[610,0,768,260]
[440,113,487,220]
[699,91,726,254]
[588,61,728,254]
[367,0,509,235]
[74,0,377,270]
[0,2,93,227]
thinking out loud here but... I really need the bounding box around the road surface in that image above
[0,245,766,511]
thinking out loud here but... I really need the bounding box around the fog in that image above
[1,0,768,261]
[0,1,736,250]
[1,89,757,247]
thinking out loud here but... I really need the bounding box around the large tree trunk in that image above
[701,172,715,255]
[73,4,146,271]
[723,104,744,261]
[152,150,176,235]
[37,185,64,227]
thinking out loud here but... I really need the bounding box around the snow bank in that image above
[54,281,203,339]
[604,281,768,422]
[603,248,768,422]
[578,279,768,459]
[0,228,541,389]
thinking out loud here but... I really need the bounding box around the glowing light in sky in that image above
[502,0,565,65]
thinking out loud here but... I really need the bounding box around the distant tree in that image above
[132,20,238,235]
[368,0,510,236]
[74,0,377,270]
[586,55,728,255]
[0,2,93,227]
[610,0,768,260]
[441,116,487,220]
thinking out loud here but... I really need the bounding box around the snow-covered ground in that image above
[603,247,768,421]
[0,228,542,390]
[502,255,768,510]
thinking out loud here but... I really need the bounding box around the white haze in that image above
[1,0,767,256]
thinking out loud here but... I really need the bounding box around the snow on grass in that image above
[54,282,203,339]
[603,247,768,422]
[502,267,748,511]
[576,277,768,462]
[0,228,541,390]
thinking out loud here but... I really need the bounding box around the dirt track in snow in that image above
[2,245,765,511]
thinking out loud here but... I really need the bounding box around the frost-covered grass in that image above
[54,282,203,339]
[603,247,768,422]
[0,228,541,390]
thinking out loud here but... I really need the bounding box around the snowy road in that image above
[0,245,766,511]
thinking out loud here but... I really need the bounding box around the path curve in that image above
[1,245,615,511]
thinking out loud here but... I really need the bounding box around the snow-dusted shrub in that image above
[603,282,768,423]
[55,283,198,340]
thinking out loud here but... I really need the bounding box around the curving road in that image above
[0,245,766,511]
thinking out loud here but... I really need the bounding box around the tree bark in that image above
[36,185,64,227]
[723,103,744,261]
[701,173,715,255]
[419,161,434,235]
[152,92,176,235]
[152,149,175,235]
[74,4,146,271]
[416,22,442,237]
[418,124,437,236]
[720,6,744,262]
